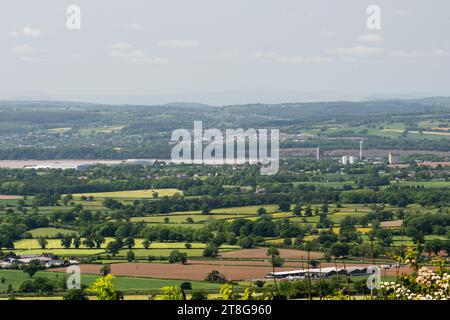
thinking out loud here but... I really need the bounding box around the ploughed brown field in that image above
[379,220,403,228]
[0,195,20,199]
[49,261,418,281]
[188,260,306,268]
[220,248,324,260]
[49,262,301,281]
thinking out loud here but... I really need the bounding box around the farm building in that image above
[265,266,372,280]
[0,254,75,269]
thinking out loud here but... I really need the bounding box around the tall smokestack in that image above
[359,139,363,160]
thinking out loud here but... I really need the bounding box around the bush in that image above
[100,264,111,276]
[238,237,253,249]
[168,250,188,264]
[21,260,45,278]
[205,270,226,283]
[19,277,55,293]
[191,291,208,300]
[126,250,135,262]
[64,289,89,301]
[180,282,192,290]
[203,243,219,258]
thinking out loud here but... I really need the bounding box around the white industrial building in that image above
[341,156,356,165]
[265,266,372,280]
[388,152,401,164]
[124,159,156,166]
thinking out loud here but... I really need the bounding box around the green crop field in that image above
[391,181,450,188]
[11,238,238,258]
[118,247,238,258]
[212,205,278,214]
[0,270,228,294]
[28,228,77,238]
[130,213,254,224]
[13,249,105,256]
[293,181,357,188]
[118,248,205,258]
[72,189,183,199]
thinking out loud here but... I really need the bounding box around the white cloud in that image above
[128,57,169,64]
[394,10,415,16]
[331,46,384,55]
[321,31,336,37]
[11,44,35,54]
[18,56,41,62]
[123,23,142,30]
[357,34,384,43]
[390,50,424,58]
[10,27,41,38]
[217,50,331,64]
[249,51,279,59]
[158,40,200,48]
[110,43,134,50]
[390,49,449,58]
[109,43,168,64]
[276,56,332,64]
[432,49,449,57]
[216,50,244,59]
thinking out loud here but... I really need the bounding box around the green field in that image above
[13,238,238,250]
[130,213,254,224]
[118,247,237,258]
[293,181,357,188]
[391,181,450,188]
[11,238,239,258]
[28,228,77,238]
[72,188,183,199]
[211,205,278,214]
[0,270,228,294]
[13,249,105,256]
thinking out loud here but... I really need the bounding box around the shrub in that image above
[19,277,55,293]
[100,264,111,276]
[191,291,208,300]
[126,250,135,262]
[203,243,219,258]
[205,270,226,283]
[168,250,188,264]
[180,282,192,290]
[64,289,89,301]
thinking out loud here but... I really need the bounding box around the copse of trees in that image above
[404,212,450,240]
[168,250,188,264]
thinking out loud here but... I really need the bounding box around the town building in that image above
[388,152,401,164]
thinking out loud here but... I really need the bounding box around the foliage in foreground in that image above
[87,274,123,300]
[379,248,449,300]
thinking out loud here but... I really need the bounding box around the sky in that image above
[0,0,449,105]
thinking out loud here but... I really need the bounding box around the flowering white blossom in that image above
[382,268,449,300]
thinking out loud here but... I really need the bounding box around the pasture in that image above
[72,188,183,199]
[0,269,226,293]
[28,228,77,238]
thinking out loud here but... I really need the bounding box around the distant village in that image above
[0,253,79,270]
